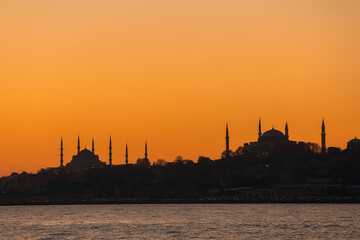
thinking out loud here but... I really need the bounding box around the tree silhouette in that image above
[136,158,150,166]
[155,159,167,166]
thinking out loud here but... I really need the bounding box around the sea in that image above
[0,204,359,239]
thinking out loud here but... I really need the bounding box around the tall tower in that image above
[92,137,95,154]
[285,121,289,140]
[145,141,148,160]
[225,123,230,159]
[109,136,112,165]
[77,135,80,153]
[321,119,326,154]
[258,118,262,140]
[125,143,128,165]
[60,136,64,167]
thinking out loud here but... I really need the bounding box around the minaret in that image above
[60,136,64,167]
[285,121,289,140]
[109,136,112,165]
[225,123,230,159]
[77,135,80,153]
[92,137,95,154]
[321,119,326,154]
[145,141,148,160]
[125,143,128,165]
[258,118,262,140]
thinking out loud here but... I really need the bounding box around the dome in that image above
[348,137,360,145]
[67,147,105,169]
[78,148,93,156]
[347,137,360,151]
[261,128,285,138]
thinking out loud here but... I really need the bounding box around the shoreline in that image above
[1,199,359,206]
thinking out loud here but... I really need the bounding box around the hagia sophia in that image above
[60,119,360,169]
[224,119,360,158]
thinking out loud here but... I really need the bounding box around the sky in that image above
[0,0,359,176]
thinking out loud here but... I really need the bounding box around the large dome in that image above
[78,148,93,156]
[66,147,106,169]
[261,128,285,138]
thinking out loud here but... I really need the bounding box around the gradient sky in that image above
[0,0,359,176]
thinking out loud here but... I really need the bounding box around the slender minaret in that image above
[77,135,80,153]
[285,121,289,140]
[60,136,64,167]
[125,143,129,165]
[321,119,326,154]
[145,141,148,160]
[225,122,230,159]
[258,118,262,140]
[109,136,112,165]
[92,137,95,154]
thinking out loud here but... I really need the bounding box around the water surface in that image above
[0,204,359,239]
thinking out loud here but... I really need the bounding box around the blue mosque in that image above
[59,136,147,169]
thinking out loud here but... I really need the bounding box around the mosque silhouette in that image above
[60,119,360,169]
[60,136,146,169]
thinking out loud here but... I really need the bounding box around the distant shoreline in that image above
[1,199,359,206]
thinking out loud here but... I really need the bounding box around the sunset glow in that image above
[1,0,360,176]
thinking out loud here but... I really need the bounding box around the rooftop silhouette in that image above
[0,118,359,204]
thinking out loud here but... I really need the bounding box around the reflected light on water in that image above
[0,204,359,239]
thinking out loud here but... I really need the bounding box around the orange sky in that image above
[0,0,360,176]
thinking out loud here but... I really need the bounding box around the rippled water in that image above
[0,204,359,239]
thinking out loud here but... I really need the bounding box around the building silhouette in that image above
[59,135,136,168]
[125,143,129,165]
[347,136,360,152]
[242,119,296,156]
[145,141,148,161]
[61,136,107,169]
[135,141,150,166]
[60,136,64,167]
[109,136,112,165]
[225,123,230,159]
[321,119,326,154]
[77,135,80,154]
[222,118,334,157]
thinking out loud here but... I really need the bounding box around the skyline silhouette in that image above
[1,116,359,176]
[1,118,359,204]
[39,118,356,171]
